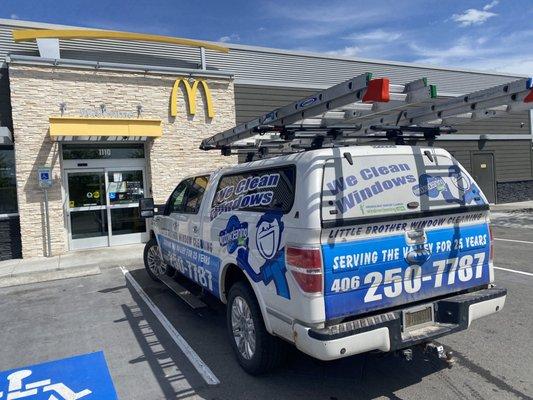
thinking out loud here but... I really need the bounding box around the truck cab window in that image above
[184,175,209,214]
[166,179,191,214]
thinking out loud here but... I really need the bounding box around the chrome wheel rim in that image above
[231,296,256,360]
[147,244,166,276]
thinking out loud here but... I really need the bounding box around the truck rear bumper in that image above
[293,287,506,361]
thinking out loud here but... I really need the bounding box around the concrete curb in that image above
[491,207,533,213]
[0,243,145,289]
[0,259,144,288]
[0,265,101,288]
[490,201,533,212]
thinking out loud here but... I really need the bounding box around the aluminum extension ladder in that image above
[200,73,533,158]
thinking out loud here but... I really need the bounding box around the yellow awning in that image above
[49,116,162,138]
[13,29,229,53]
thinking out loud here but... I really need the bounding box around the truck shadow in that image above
[122,267,461,400]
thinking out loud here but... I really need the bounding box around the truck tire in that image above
[227,281,287,375]
[143,237,167,282]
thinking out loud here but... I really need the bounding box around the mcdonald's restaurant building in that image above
[1,19,532,261]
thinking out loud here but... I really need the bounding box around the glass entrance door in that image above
[107,169,147,246]
[67,170,109,249]
[66,168,148,250]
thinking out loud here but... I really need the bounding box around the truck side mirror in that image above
[139,197,155,218]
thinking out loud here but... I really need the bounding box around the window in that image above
[184,176,209,214]
[62,144,145,160]
[211,165,296,219]
[321,153,484,222]
[0,147,18,214]
[166,179,191,215]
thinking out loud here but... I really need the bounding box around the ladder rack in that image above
[200,74,533,158]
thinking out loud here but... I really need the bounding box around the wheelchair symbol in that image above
[0,369,92,399]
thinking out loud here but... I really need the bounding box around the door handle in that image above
[192,225,199,236]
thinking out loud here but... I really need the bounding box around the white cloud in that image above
[483,0,499,11]
[343,29,402,42]
[458,57,533,76]
[10,14,19,19]
[261,1,415,52]
[410,33,532,76]
[272,4,381,24]
[452,1,499,27]
[410,38,497,61]
[326,28,407,59]
[218,33,240,43]
[327,46,361,58]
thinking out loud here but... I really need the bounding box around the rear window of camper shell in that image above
[210,165,296,219]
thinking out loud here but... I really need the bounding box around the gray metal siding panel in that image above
[0,22,523,94]
[209,49,521,93]
[235,84,316,123]
[454,111,530,135]
[0,25,38,60]
[437,140,533,181]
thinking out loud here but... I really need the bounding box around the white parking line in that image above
[120,267,220,386]
[494,267,533,277]
[494,237,533,245]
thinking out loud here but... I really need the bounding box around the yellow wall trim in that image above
[49,116,162,138]
[13,29,229,53]
[170,79,215,119]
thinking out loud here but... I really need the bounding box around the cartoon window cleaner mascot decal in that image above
[447,166,485,205]
[413,165,485,205]
[221,212,290,299]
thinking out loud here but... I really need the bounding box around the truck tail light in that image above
[489,225,494,264]
[286,246,323,294]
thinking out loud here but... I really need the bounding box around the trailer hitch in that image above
[424,342,456,366]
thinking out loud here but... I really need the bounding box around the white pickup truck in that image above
[141,145,506,374]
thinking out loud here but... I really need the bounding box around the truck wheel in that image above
[227,281,287,375]
[144,237,167,282]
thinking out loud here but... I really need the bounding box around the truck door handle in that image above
[192,225,199,235]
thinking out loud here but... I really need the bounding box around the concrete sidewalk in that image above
[491,200,533,212]
[0,243,144,288]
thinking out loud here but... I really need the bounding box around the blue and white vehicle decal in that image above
[322,222,490,319]
[220,212,291,299]
[158,234,221,297]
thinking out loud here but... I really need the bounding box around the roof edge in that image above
[6,54,234,79]
[0,18,525,79]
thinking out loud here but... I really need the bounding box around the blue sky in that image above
[1,0,532,75]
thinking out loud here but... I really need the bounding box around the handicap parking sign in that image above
[37,167,52,189]
[0,351,118,399]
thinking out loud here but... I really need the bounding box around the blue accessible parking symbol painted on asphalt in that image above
[0,351,118,399]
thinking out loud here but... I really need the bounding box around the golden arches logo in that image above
[170,78,214,119]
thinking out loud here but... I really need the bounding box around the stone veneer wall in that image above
[9,65,236,258]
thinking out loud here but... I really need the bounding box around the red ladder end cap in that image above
[362,78,390,103]
[524,89,533,103]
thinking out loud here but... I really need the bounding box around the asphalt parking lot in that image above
[0,213,532,400]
